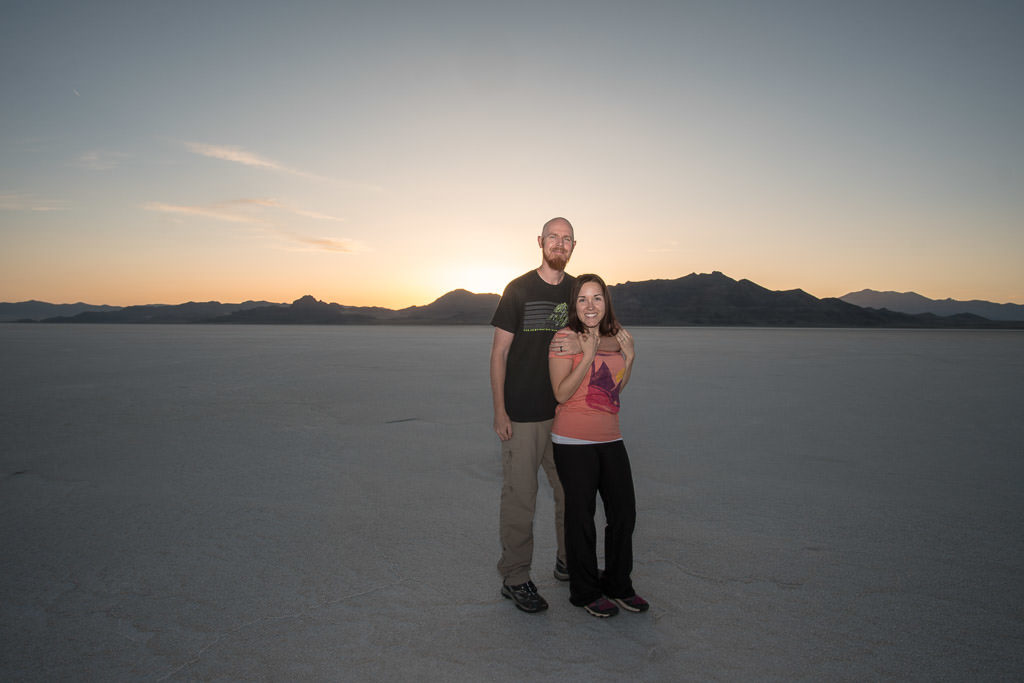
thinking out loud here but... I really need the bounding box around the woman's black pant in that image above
[553,439,636,606]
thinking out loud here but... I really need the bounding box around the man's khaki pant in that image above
[497,419,567,586]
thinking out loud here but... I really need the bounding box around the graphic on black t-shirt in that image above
[523,301,569,332]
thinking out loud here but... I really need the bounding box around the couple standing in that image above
[489,217,649,618]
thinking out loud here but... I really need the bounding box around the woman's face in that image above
[576,281,606,330]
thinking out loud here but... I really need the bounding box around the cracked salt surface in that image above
[2,325,1023,680]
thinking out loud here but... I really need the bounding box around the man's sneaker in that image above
[553,558,569,581]
[583,597,619,618]
[501,581,549,613]
[612,594,650,613]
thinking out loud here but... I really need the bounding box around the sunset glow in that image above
[2,2,1022,308]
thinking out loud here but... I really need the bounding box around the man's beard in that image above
[544,250,568,271]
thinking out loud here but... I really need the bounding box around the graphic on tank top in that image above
[585,358,622,413]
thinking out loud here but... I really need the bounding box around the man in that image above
[490,216,577,613]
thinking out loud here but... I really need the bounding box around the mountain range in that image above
[840,289,1024,321]
[3,272,1022,327]
[0,300,124,322]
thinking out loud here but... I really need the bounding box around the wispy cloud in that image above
[185,142,324,181]
[144,201,270,225]
[184,141,383,192]
[144,197,361,253]
[276,232,363,253]
[0,192,68,212]
[145,198,343,223]
[72,150,130,171]
[221,198,343,222]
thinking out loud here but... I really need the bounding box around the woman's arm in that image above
[549,329,599,403]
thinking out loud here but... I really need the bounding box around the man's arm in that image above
[490,327,515,441]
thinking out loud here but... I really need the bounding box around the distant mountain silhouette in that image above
[395,289,502,324]
[209,295,398,324]
[12,273,1023,328]
[0,300,121,322]
[841,289,1024,321]
[608,272,1008,327]
[208,290,501,325]
[40,301,276,324]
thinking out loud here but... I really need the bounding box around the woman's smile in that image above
[576,281,606,328]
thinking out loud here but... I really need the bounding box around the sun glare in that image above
[448,266,515,296]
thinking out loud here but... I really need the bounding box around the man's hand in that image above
[494,411,513,441]
[549,330,582,356]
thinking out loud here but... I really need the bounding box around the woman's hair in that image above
[567,273,620,336]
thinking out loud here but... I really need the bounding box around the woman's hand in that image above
[616,327,635,362]
[578,330,599,360]
[612,327,636,393]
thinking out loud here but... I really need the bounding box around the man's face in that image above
[538,222,575,271]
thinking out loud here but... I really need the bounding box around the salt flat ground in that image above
[1,325,1022,682]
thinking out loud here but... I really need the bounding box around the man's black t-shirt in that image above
[491,270,575,422]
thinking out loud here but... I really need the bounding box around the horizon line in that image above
[3,271,1024,309]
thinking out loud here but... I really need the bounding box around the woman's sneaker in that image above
[583,597,619,618]
[501,581,549,613]
[612,594,650,613]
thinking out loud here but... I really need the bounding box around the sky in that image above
[2,0,1022,308]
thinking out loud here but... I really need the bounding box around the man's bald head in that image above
[541,216,574,240]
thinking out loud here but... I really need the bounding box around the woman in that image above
[548,273,649,618]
